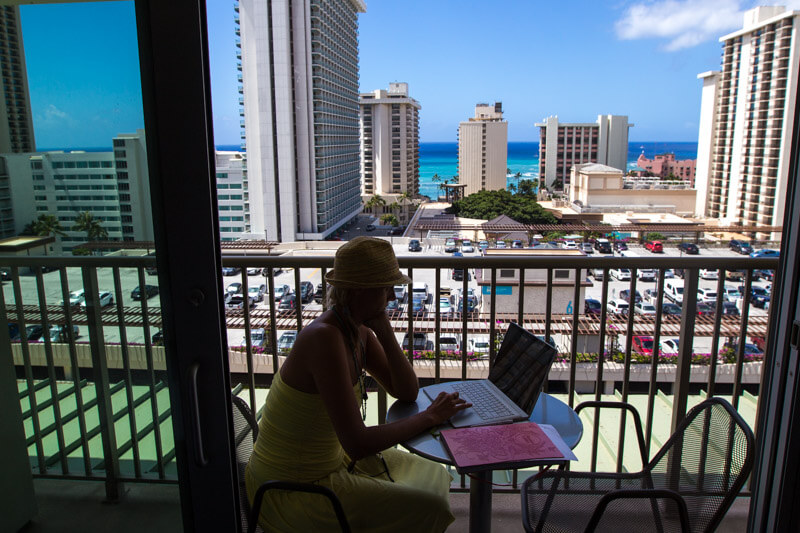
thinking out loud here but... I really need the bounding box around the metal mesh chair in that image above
[231,394,351,533]
[521,397,754,533]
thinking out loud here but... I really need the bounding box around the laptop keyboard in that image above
[451,381,515,420]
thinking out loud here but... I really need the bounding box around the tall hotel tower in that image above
[457,102,508,196]
[359,82,420,222]
[536,115,632,191]
[236,0,366,242]
[695,6,799,239]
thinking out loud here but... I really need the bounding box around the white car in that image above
[637,269,656,282]
[661,339,680,354]
[495,241,507,249]
[241,328,267,349]
[723,287,742,302]
[80,291,114,308]
[226,282,242,296]
[468,337,491,355]
[461,242,475,253]
[439,335,460,352]
[663,269,676,279]
[611,268,632,281]
[438,297,454,316]
[700,269,719,280]
[248,284,266,302]
[246,267,261,276]
[563,240,578,250]
[607,299,629,315]
[61,289,85,307]
[697,288,718,303]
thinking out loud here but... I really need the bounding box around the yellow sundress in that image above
[245,372,454,532]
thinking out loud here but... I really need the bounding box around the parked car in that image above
[563,240,578,250]
[365,224,376,232]
[468,337,491,355]
[722,302,740,316]
[594,239,612,254]
[248,284,267,302]
[225,294,253,310]
[439,335,460,352]
[584,298,601,314]
[661,303,682,316]
[451,267,471,282]
[699,269,719,280]
[723,286,742,302]
[277,331,297,353]
[226,282,242,296]
[590,268,605,280]
[511,240,524,249]
[221,267,241,276]
[613,242,629,252]
[21,324,44,342]
[632,335,654,355]
[663,269,676,279]
[748,286,771,308]
[634,301,657,316]
[131,284,159,300]
[411,282,430,303]
[444,238,458,253]
[299,281,315,303]
[313,283,326,303]
[644,240,664,253]
[402,332,428,351]
[750,249,779,258]
[279,293,298,310]
[697,288,718,304]
[408,239,422,252]
[261,266,284,276]
[730,240,753,255]
[607,299,629,315]
[61,289,85,308]
[273,284,292,302]
[385,299,403,314]
[721,341,763,358]
[678,242,699,255]
[581,242,594,254]
[753,269,775,281]
[662,339,680,354]
[49,325,79,343]
[610,268,631,281]
[725,269,745,281]
[246,267,261,276]
[478,240,490,251]
[241,328,268,349]
[81,291,114,308]
[643,288,660,305]
[495,241,507,249]
[152,330,164,345]
[461,239,475,253]
[389,226,405,236]
[410,297,427,316]
[637,269,656,282]
[619,289,643,304]
[393,284,407,303]
[696,302,716,316]
[438,297,454,317]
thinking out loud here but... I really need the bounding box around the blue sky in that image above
[20,0,794,147]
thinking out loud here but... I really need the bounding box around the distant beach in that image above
[215,141,700,200]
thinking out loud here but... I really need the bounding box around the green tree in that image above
[387,201,401,215]
[379,213,399,227]
[645,232,666,241]
[516,179,537,197]
[363,194,386,213]
[33,214,66,237]
[445,189,558,225]
[74,211,108,241]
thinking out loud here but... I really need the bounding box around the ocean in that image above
[216,141,699,200]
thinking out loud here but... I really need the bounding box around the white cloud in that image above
[615,0,746,51]
[43,104,69,120]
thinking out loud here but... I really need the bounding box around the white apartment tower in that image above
[457,102,508,196]
[536,115,632,190]
[215,151,247,242]
[359,82,420,223]
[694,6,799,240]
[236,0,366,242]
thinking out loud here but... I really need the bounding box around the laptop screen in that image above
[489,323,557,415]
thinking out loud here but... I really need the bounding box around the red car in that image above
[632,335,654,356]
[645,240,664,253]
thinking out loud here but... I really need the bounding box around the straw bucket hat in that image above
[325,236,411,288]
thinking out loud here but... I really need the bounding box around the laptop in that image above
[423,323,557,428]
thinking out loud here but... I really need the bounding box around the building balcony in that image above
[0,251,778,532]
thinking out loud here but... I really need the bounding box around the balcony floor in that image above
[20,478,749,532]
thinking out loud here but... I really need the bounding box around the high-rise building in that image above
[457,102,507,197]
[694,6,799,239]
[0,6,34,154]
[536,115,632,190]
[113,130,151,242]
[359,82,420,223]
[215,151,247,242]
[236,0,366,242]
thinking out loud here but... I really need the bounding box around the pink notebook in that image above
[441,422,566,473]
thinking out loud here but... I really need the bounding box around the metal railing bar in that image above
[461,268,469,380]
[136,268,164,479]
[568,268,581,407]
[21,378,87,418]
[407,267,414,364]
[35,266,69,473]
[11,266,46,474]
[616,268,638,474]
[321,267,329,312]
[590,269,611,474]
[733,270,754,410]
[112,266,141,479]
[95,406,172,472]
[517,267,525,327]
[644,269,668,459]
[434,268,441,382]
[543,268,553,393]
[81,266,121,499]
[148,448,177,474]
[707,271,727,398]
[293,268,303,331]
[489,268,497,373]
[265,268,280,373]
[239,270,257,412]
[18,378,51,400]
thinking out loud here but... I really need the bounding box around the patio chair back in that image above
[644,397,754,532]
[231,394,261,533]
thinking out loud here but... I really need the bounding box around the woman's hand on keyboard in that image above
[426,392,472,426]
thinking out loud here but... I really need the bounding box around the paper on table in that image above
[441,422,573,471]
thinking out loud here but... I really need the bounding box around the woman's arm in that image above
[362,314,419,401]
[303,323,469,460]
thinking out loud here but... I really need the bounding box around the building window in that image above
[499,269,515,278]
[554,269,570,279]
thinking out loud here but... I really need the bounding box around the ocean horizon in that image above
[218,141,699,200]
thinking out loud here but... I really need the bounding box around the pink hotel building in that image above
[635,153,697,184]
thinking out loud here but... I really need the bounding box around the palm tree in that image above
[514,171,522,188]
[74,211,108,242]
[363,194,386,214]
[387,201,401,215]
[33,214,66,237]
[379,213,399,227]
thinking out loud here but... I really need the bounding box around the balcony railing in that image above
[0,250,778,499]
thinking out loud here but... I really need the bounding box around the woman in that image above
[246,236,470,532]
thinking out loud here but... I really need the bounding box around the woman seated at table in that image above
[246,236,470,532]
